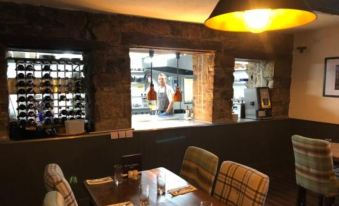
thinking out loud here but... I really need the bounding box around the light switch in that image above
[125,129,133,138]
[110,131,118,139]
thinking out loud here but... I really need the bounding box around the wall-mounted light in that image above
[204,0,317,33]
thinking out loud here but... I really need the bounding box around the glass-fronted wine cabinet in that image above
[7,50,86,138]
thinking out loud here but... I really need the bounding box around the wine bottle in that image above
[16,64,25,71]
[18,112,27,118]
[17,73,25,79]
[17,96,26,102]
[68,110,75,116]
[42,65,51,71]
[59,95,67,101]
[60,109,68,116]
[26,65,34,71]
[27,96,35,102]
[43,88,52,94]
[26,88,35,94]
[44,111,53,117]
[42,96,52,102]
[26,73,34,79]
[41,81,52,87]
[44,102,52,109]
[42,73,51,79]
[17,89,26,94]
[28,111,36,117]
[16,81,26,87]
[17,104,27,110]
[27,103,35,109]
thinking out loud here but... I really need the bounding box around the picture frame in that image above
[323,57,339,97]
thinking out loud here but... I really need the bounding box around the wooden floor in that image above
[265,168,339,206]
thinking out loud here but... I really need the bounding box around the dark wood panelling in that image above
[0,119,293,206]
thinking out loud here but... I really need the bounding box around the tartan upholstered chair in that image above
[292,135,339,206]
[213,161,269,206]
[43,191,65,206]
[180,146,219,194]
[44,163,78,206]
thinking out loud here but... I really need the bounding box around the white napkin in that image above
[168,184,197,196]
[86,176,113,185]
[106,201,134,206]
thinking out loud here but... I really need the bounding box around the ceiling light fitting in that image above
[204,0,317,33]
[147,50,157,101]
[173,52,182,102]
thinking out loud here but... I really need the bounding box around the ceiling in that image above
[1,0,339,32]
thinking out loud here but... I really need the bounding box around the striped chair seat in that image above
[44,163,78,206]
[180,146,219,194]
[292,135,339,205]
[213,161,269,206]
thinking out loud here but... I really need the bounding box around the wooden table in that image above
[84,167,224,206]
[331,143,339,162]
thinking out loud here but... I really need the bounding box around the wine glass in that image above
[139,184,149,206]
[157,172,166,195]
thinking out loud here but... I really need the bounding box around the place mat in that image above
[106,201,134,206]
[168,184,197,196]
[86,176,113,185]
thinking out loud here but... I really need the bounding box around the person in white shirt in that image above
[156,73,174,115]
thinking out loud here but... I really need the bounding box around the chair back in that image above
[43,191,65,206]
[213,161,269,206]
[180,146,219,194]
[44,163,78,206]
[292,134,337,195]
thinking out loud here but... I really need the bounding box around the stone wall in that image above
[0,2,294,137]
[0,45,9,140]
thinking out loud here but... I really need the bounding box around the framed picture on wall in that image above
[323,57,339,97]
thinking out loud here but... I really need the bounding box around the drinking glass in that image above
[157,172,166,195]
[139,184,150,206]
[113,164,123,186]
[325,138,332,143]
[200,201,213,206]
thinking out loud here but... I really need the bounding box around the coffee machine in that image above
[244,87,272,119]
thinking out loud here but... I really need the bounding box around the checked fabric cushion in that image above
[213,161,269,206]
[292,135,339,196]
[44,163,78,206]
[180,146,219,194]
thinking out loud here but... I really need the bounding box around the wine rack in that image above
[8,57,86,129]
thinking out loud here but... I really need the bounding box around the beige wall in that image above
[289,25,339,124]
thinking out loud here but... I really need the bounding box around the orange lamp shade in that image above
[147,85,157,101]
[204,0,316,33]
[173,87,182,102]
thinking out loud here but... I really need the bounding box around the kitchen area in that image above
[129,48,210,129]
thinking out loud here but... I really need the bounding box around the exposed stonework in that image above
[193,53,215,122]
[213,51,235,123]
[0,44,9,140]
[0,2,294,136]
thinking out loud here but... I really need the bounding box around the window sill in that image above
[132,114,210,130]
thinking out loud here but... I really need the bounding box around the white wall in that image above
[289,25,339,124]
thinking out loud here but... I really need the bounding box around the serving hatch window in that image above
[129,48,196,129]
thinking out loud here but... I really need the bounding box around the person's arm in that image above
[165,86,174,113]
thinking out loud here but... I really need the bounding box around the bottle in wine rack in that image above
[17,96,26,102]
[16,81,26,87]
[27,95,35,102]
[17,104,27,110]
[16,64,25,71]
[42,65,51,71]
[26,65,34,71]
[18,112,27,118]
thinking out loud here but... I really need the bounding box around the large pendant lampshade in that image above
[147,50,157,101]
[173,52,182,102]
[204,0,317,33]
